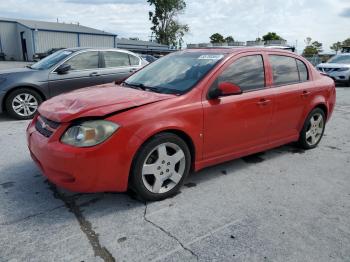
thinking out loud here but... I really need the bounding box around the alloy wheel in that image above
[141,142,186,194]
[12,93,38,117]
[305,113,324,146]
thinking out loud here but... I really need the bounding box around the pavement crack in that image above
[46,181,115,262]
[143,202,198,260]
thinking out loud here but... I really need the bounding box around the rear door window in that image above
[217,55,265,92]
[269,55,300,85]
[129,55,140,66]
[102,51,131,68]
[66,51,99,70]
[296,59,308,82]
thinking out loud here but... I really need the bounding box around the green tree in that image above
[210,33,225,43]
[302,37,323,56]
[262,32,283,41]
[303,46,318,56]
[342,38,350,47]
[225,36,234,43]
[147,0,189,48]
[312,41,323,53]
[330,41,342,54]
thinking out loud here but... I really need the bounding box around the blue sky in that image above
[1,0,349,53]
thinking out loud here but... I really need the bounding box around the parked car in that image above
[0,48,147,119]
[342,46,350,53]
[316,53,350,86]
[27,48,336,201]
[140,54,157,63]
[33,47,65,61]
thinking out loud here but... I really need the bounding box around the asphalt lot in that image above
[0,82,349,261]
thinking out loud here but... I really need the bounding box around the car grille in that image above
[318,67,340,73]
[35,115,60,138]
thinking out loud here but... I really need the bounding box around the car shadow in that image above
[0,113,14,121]
[185,143,305,187]
[0,143,306,226]
[0,113,31,123]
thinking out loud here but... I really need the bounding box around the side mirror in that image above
[208,82,242,99]
[56,64,71,74]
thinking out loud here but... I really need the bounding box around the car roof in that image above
[61,47,141,56]
[183,47,295,54]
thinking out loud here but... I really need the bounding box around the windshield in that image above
[327,55,350,64]
[124,52,225,94]
[31,50,74,70]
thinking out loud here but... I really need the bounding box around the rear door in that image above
[48,51,102,97]
[267,54,312,141]
[202,53,274,159]
[99,51,142,84]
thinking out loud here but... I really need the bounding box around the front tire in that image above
[130,133,191,201]
[5,88,42,120]
[298,108,326,149]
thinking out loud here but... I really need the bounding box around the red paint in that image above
[27,48,336,193]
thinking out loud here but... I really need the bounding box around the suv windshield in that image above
[31,50,74,70]
[327,55,350,64]
[124,52,225,94]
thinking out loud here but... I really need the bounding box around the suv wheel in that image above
[130,133,191,201]
[5,88,42,120]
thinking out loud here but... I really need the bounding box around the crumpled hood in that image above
[38,83,175,122]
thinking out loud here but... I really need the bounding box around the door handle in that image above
[129,68,138,73]
[301,90,310,97]
[89,72,100,77]
[257,98,271,106]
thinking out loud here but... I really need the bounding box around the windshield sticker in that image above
[198,55,224,60]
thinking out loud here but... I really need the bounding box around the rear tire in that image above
[130,133,191,201]
[5,88,42,120]
[298,108,326,149]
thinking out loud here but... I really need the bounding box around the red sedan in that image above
[27,48,336,201]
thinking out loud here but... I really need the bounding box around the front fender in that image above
[130,118,203,163]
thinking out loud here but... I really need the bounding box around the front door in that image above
[48,51,102,97]
[203,54,274,160]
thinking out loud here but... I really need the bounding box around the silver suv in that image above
[316,53,350,86]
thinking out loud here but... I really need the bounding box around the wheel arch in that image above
[313,103,328,119]
[128,128,197,186]
[2,86,46,112]
[135,128,196,170]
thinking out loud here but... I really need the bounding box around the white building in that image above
[0,17,174,61]
[0,17,118,61]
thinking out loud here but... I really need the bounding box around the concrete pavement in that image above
[0,88,349,262]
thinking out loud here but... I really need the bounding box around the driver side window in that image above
[217,55,265,92]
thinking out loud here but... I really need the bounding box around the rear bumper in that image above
[26,118,141,193]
